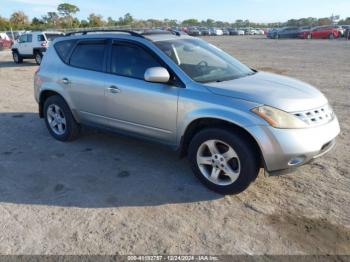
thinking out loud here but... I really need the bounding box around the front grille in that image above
[293,105,334,126]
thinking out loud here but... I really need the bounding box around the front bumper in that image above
[248,116,340,175]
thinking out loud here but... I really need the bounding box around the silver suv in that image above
[34,30,340,194]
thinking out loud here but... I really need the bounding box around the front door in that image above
[104,42,179,145]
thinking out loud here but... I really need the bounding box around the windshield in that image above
[155,38,254,83]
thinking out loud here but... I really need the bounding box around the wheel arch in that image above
[38,90,77,121]
[178,117,264,167]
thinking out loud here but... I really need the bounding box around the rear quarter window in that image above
[54,40,77,63]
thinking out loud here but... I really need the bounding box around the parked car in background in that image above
[199,27,210,36]
[341,25,350,38]
[222,28,230,35]
[35,29,340,194]
[0,32,13,50]
[274,27,301,39]
[346,28,350,40]
[254,28,265,35]
[11,31,63,65]
[267,28,280,38]
[209,28,224,36]
[243,28,256,35]
[228,28,238,35]
[237,29,245,35]
[6,31,24,41]
[303,26,340,39]
[187,27,201,36]
[335,26,345,37]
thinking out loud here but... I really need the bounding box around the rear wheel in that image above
[12,51,23,64]
[34,51,43,65]
[43,95,81,142]
[188,128,260,195]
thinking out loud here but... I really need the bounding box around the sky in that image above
[0,0,350,23]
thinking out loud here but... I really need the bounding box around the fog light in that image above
[288,156,305,166]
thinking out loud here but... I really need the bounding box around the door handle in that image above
[108,86,121,94]
[62,78,70,85]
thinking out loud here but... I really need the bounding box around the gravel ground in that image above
[0,36,349,255]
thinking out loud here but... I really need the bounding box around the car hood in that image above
[204,72,328,112]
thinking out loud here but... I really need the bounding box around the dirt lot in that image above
[0,36,349,255]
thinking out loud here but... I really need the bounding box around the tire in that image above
[34,51,43,65]
[12,51,23,64]
[43,95,81,142]
[188,128,260,195]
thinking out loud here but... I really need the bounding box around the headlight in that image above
[252,106,308,129]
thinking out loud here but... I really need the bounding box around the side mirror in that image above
[144,67,170,83]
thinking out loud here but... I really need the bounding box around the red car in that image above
[0,33,13,50]
[299,26,340,39]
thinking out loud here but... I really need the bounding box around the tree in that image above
[118,13,134,26]
[31,17,44,29]
[318,17,332,26]
[57,3,80,28]
[206,19,215,27]
[107,17,116,26]
[42,12,60,27]
[57,3,80,17]
[9,11,29,29]
[182,19,200,26]
[88,13,104,27]
[80,19,89,28]
[0,16,10,31]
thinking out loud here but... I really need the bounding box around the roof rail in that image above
[141,29,182,37]
[65,29,145,38]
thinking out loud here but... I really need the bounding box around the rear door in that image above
[104,40,179,144]
[62,39,109,126]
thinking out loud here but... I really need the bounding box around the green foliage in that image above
[57,3,80,17]
[9,11,29,29]
[0,16,10,31]
[88,13,105,27]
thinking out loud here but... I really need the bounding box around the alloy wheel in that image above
[196,139,241,186]
[47,104,67,136]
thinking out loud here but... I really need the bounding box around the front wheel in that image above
[43,95,81,142]
[188,128,260,195]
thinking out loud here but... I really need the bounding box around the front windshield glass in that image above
[155,38,254,83]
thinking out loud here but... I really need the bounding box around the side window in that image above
[27,34,32,43]
[37,34,45,42]
[19,34,27,43]
[111,43,161,79]
[54,40,77,63]
[69,42,106,72]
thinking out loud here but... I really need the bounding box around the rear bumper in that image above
[248,116,340,174]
